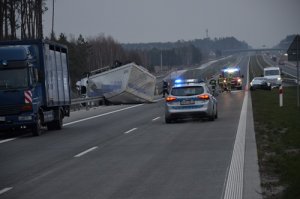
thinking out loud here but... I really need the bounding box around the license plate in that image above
[0,116,5,122]
[180,100,195,105]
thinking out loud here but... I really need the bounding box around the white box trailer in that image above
[87,63,156,104]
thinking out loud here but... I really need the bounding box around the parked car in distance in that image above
[250,77,271,91]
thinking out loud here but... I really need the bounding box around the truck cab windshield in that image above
[0,68,29,90]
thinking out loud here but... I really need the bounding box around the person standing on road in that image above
[218,74,225,92]
[162,80,169,97]
[209,78,217,94]
[226,73,232,92]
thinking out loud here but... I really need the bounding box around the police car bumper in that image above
[165,103,211,119]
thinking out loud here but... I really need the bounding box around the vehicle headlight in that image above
[18,116,33,121]
[250,82,253,86]
[237,79,242,83]
[277,77,281,81]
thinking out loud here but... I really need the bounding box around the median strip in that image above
[74,146,98,158]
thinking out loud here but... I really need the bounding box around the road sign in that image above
[287,35,299,62]
[287,34,300,107]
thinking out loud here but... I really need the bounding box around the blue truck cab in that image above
[0,40,71,136]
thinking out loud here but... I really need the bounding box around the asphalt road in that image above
[0,56,261,199]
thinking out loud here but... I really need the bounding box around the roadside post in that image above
[287,35,300,107]
[279,85,283,107]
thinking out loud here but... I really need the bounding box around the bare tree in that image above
[0,0,47,40]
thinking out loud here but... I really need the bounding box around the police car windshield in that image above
[171,86,204,96]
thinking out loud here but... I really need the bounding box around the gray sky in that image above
[43,0,300,48]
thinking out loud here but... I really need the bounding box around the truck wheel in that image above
[47,110,63,130]
[32,113,42,136]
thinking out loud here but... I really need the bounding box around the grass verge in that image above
[250,55,300,198]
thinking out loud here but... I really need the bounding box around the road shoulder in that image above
[243,91,262,199]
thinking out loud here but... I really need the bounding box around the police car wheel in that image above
[32,113,42,136]
[165,116,172,123]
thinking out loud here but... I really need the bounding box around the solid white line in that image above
[0,138,17,144]
[152,117,160,121]
[124,128,137,134]
[64,104,144,126]
[0,187,13,195]
[74,146,98,158]
[223,56,250,199]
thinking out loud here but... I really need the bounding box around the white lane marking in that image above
[74,146,98,158]
[64,104,144,126]
[124,128,137,134]
[223,56,250,199]
[0,138,17,144]
[0,187,13,195]
[152,117,160,121]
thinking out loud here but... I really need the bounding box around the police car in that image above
[165,79,218,123]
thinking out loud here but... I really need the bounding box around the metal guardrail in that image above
[70,96,104,111]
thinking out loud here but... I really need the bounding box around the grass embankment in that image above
[250,55,300,199]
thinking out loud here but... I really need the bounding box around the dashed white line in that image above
[74,146,98,158]
[152,117,160,121]
[124,128,138,134]
[0,138,17,144]
[0,187,13,195]
[64,104,144,126]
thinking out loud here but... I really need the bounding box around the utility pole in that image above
[206,29,209,38]
[51,0,55,40]
[297,35,299,107]
[287,34,300,107]
[160,50,163,72]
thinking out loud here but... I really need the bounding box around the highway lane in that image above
[0,56,257,199]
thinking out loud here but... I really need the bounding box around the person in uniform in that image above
[218,74,225,92]
[226,73,233,92]
[209,78,217,94]
[162,80,169,97]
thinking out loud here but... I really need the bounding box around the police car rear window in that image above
[171,86,204,96]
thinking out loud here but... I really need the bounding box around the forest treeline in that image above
[0,0,47,40]
[0,0,250,89]
[54,33,250,88]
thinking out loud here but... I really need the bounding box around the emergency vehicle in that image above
[221,67,243,90]
[165,79,218,123]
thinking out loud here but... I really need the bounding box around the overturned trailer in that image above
[83,63,156,104]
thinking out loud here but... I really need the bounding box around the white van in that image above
[263,67,282,87]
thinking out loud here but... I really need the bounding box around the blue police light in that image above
[174,79,183,84]
[223,67,239,73]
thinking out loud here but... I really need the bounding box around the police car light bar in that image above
[174,79,203,84]
[223,68,239,73]
[174,79,183,84]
